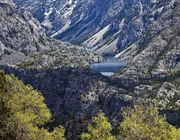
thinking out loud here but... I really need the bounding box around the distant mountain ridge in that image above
[0,0,102,67]
[13,0,178,58]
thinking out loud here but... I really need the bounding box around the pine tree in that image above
[117,105,180,140]
[0,70,66,140]
[81,112,116,140]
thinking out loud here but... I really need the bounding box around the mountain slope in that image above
[114,1,180,126]
[115,1,180,88]
[13,0,178,57]
[0,0,102,67]
[0,1,46,64]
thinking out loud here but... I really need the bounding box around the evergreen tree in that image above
[117,105,180,140]
[81,112,116,140]
[0,70,66,140]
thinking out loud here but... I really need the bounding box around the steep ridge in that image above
[114,1,180,126]
[0,1,46,64]
[13,0,177,57]
[17,39,103,69]
[0,0,101,67]
[115,0,180,89]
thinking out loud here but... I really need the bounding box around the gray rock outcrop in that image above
[0,1,102,67]
[13,0,178,57]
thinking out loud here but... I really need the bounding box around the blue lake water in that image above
[90,58,127,76]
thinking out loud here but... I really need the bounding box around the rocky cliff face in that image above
[114,1,180,126]
[115,1,180,88]
[0,0,101,67]
[0,1,46,64]
[13,0,178,57]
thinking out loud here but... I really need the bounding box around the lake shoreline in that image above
[90,57,127,76]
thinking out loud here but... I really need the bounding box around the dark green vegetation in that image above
[81,112,116,140]
[117,105,180,140]
[0,70,179,140]
[81,106,180,140]
[0,71,65,140]
[0,71,180,140]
